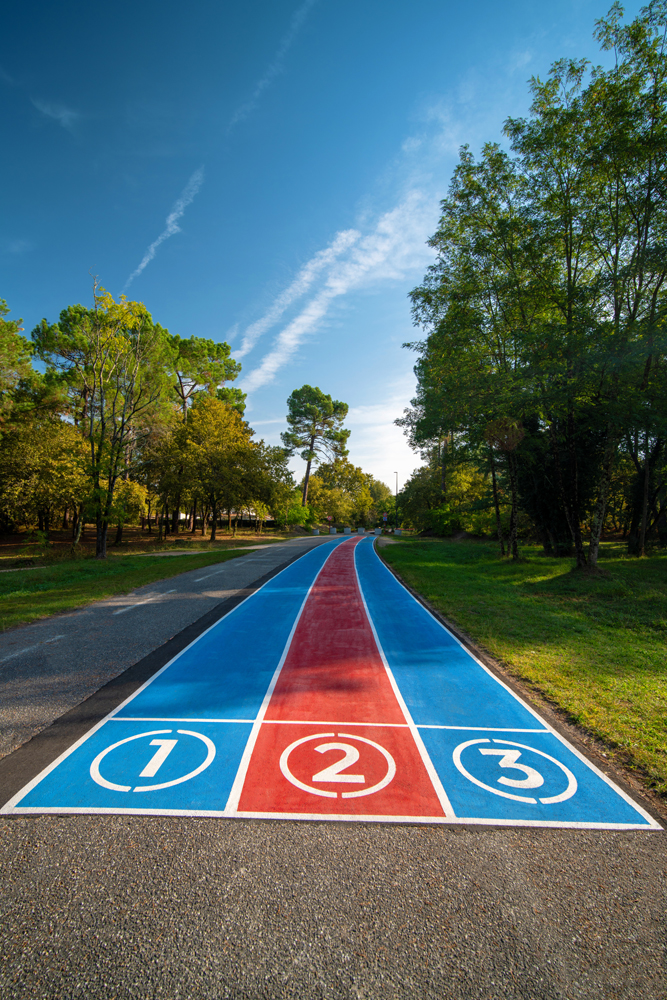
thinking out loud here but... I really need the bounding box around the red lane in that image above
[264,537,404,724]
[237,538,445,818]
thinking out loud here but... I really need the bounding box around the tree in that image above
[32,284,173,558]
[0,299,34,434]
[281,385,350,505]
[169,333,241,421]
[183,395,254,541]
[404,2,667,565]
[0,417,89,539]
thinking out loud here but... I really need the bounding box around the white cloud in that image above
[236,229,359,358]
[344,376,420,489]
[124,167,204,289]
[32,99,81,131]
[239,188,437,394]
[228,0,319,131]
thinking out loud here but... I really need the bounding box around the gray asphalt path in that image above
[0,536,332,760]
[0,536,665,999]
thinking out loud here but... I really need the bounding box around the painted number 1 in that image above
[139,739,178,778]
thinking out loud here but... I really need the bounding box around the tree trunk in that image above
[201,506,208,536]
[72,505,84,547]
[506,453,519,560]
[95,517,108,559]
[550,419,585,568]
[567,411,587,569]
[489,450,505,556]
[210,504,218,541]
[588,429,615,568]
[62,507,69,530]
[114,520,123,546]
[171,504,179,533]
[301,436,316,505]
[639,430,651,557]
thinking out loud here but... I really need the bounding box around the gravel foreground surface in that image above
[0,816,665,1000]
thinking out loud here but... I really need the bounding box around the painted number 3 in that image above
[452,738,578,805]
[478,748,543,789]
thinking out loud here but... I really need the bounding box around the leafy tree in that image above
[183,395,254,541]
[0,299,34,434]
[169,333,241,421]
[0,418,88,539]
[32,284,173,558]
[217,385,247,415]
[404,3,667,564]
[281,385,350,505]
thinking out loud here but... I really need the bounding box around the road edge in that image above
[0,547,312,810]
[374,539,667,829]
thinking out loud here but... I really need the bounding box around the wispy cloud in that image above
[240,189,437,394]
[236,229,359,359]
[228,0,319,131]
[32,99,81,131]
[0,64,16,86]
[124,167,205,290]
[2,238,33,255]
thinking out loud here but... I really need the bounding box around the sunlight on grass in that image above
[0,549,250,632]
[382,539,667,797]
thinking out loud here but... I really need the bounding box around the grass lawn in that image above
[380,538,667,797]
[0,548,255,633]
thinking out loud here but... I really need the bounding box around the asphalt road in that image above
[0,537,330,760]
[0,537,665,1000]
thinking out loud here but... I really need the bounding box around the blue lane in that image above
[356,539,656,827]
[354,539,537,729]
[12,538,347,814]
[114,536,348,720]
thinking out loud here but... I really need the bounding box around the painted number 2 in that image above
[311,742,365,784]
[478,748,544,789]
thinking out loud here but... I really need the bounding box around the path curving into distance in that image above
[2,536,659,830]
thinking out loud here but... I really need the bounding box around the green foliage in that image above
[169,332,241,420]
[281,385,350,505]
[404,3,667,564]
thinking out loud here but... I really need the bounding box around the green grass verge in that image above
[0,549,252,632]
[380,538,667,797]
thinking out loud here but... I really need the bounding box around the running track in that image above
[2,537,659,830]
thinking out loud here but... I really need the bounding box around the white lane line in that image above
[1,538,349,816]
[108,717,410,727]
[223,538,353,816]
[109,717,255,723]
[112,589,176,615]
[354,539,457,819]
[194,556,284,582]
[418,726,550,733]
[0,634,65,665]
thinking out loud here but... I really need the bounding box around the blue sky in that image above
[1,0,641,489]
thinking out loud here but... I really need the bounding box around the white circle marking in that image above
[90,729,216,793]
[452,738,577,805]
[279,732,396,799]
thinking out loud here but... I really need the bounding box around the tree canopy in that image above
[281,385,350,505]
